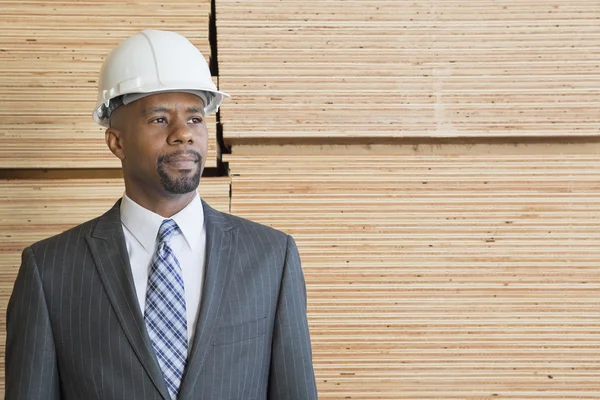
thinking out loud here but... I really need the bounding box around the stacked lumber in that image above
[0,177,231,395]
[216,0,600,141]
[226,144,600,399]
[0,0,218,168]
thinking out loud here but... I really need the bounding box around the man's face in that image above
[106,92,208,197]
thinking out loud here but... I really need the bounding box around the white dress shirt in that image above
[120,192,206,344]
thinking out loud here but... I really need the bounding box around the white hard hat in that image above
[93,29,229,127]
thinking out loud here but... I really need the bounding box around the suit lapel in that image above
[178,201,237,397]
[85,200,171,400]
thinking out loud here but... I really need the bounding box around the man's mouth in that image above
[167,159,197,169]
[160,151,201,170]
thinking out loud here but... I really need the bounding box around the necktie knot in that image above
[158,219,180,244]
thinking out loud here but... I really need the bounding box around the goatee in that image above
[157,150,202,194]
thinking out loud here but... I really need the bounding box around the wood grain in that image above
[216,0,600,141]
[226,144,600,399]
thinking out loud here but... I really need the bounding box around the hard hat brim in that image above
[93,88,230,128]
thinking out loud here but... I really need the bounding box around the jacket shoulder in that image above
[208,209,291,251]
[28,201,121,255]
[28,216,101,255]
[211,210,295,267]
[223,211,288,238]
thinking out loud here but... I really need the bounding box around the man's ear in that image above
[105,127,126,161]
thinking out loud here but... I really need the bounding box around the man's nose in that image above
[168,119,193,144]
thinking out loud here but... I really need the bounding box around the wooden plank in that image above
[226,143,600,399]
[0,176,231,396]
[216,0,600,141]
[0,0,218,168]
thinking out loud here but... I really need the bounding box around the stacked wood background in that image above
[0,0,218,168]
[227,144,600,399]
[216,0,600,398]
[1,0,600,399]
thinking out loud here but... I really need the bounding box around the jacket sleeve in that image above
[268,235,318,399]
[5,246,60,399]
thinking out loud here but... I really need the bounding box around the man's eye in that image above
[189,117,204,124]
[152,117,167,124]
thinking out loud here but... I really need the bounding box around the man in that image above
[5,30,318,399]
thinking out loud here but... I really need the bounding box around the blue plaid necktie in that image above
[144,219,188,399]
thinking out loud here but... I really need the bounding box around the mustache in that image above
[158,150,202,164]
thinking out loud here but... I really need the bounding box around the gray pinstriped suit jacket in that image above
[5,199,318,399]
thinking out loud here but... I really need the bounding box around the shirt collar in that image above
[120,192,204,253]
[170,192,205,250]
